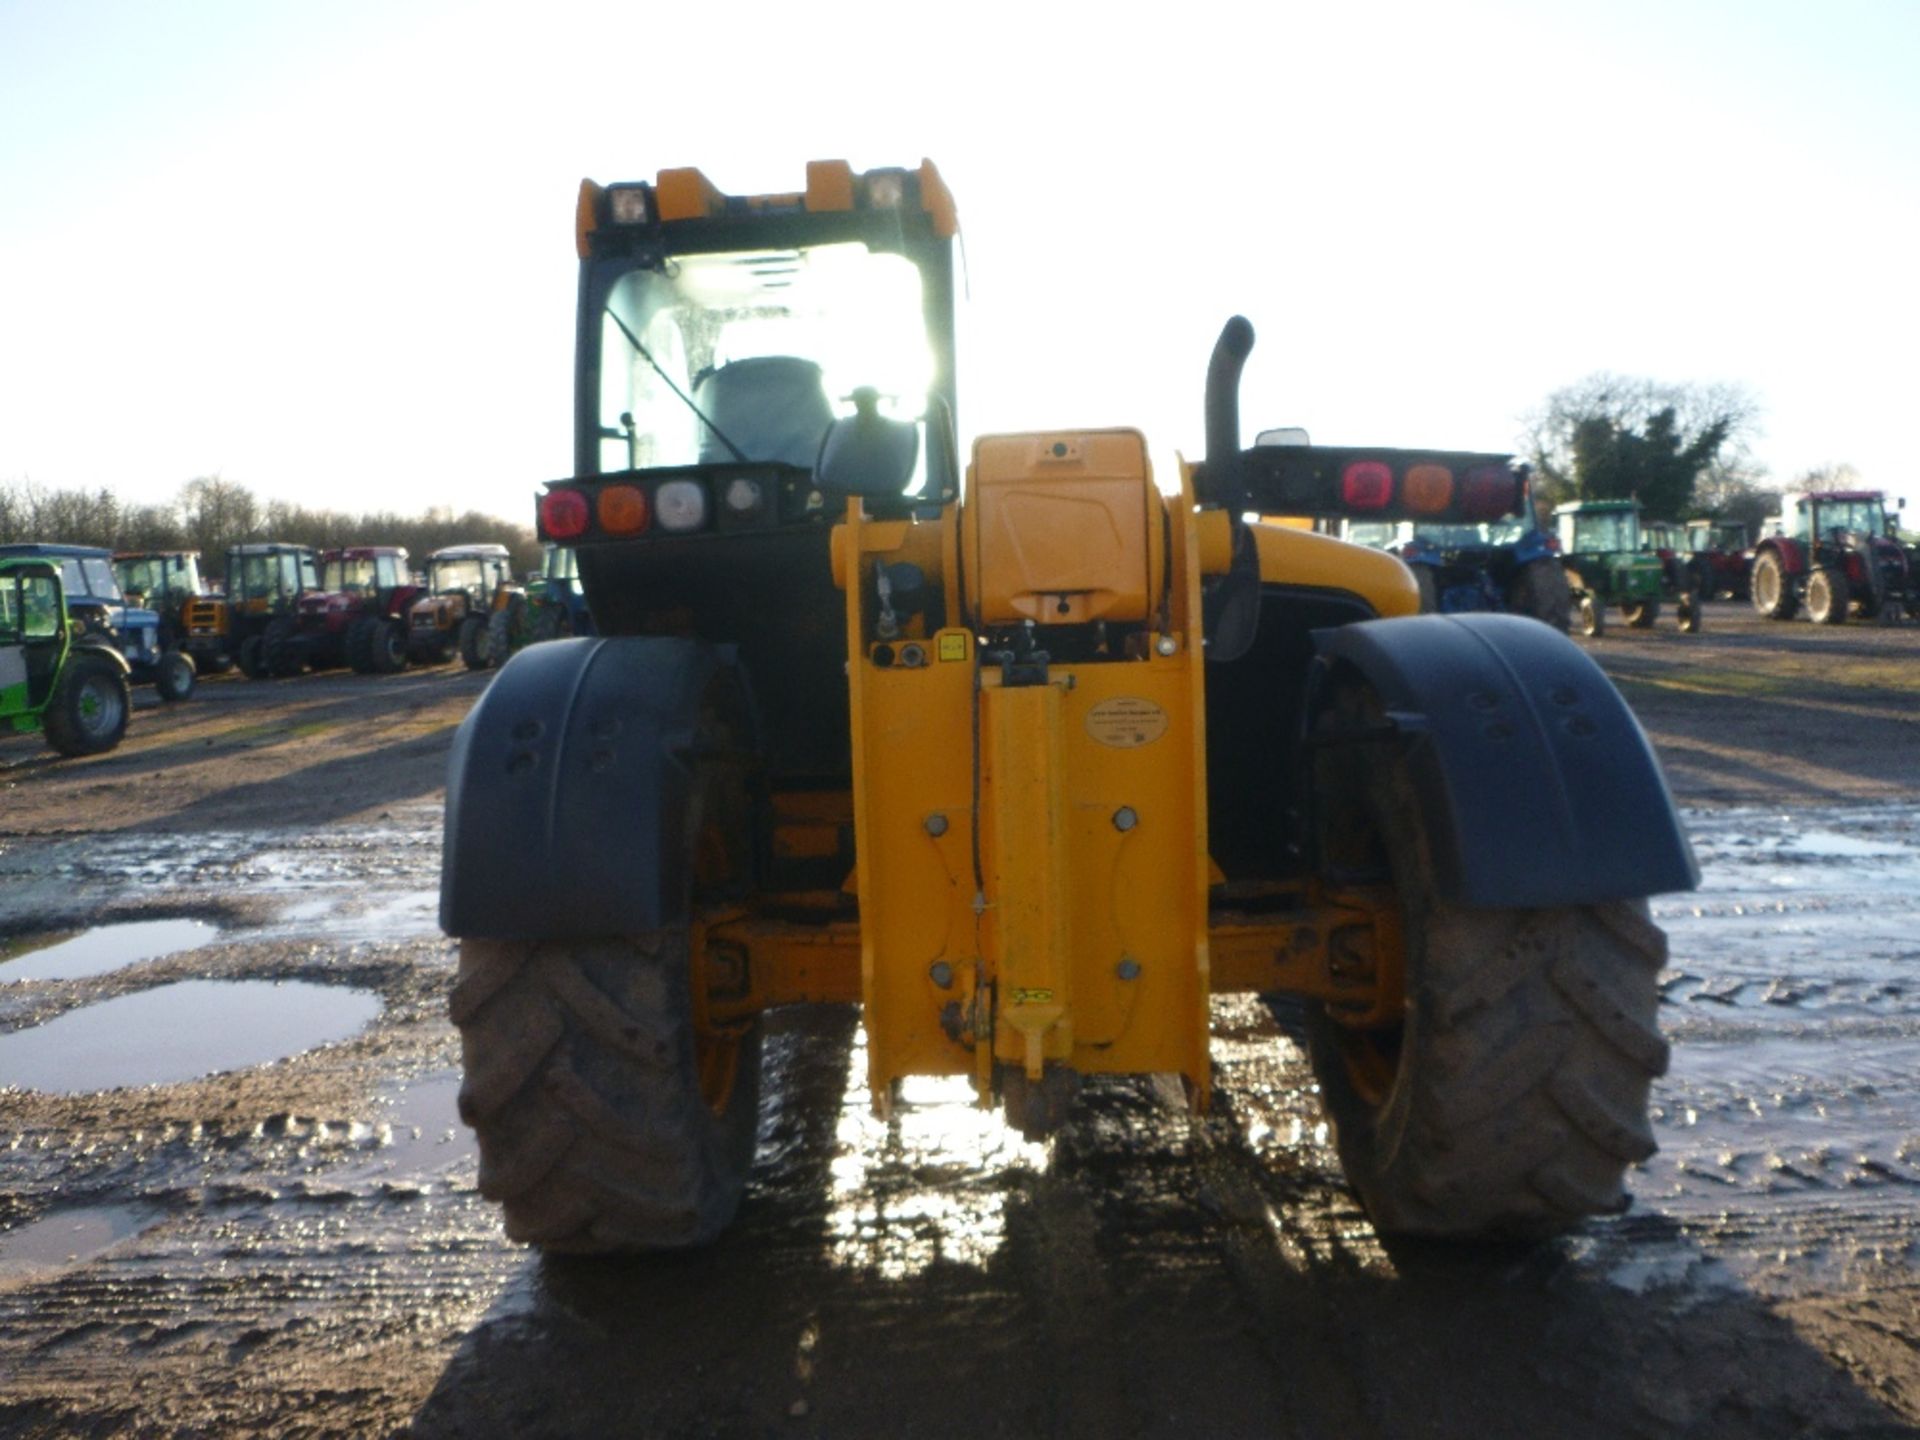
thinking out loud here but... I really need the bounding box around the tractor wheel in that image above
[263,618,304,677]
[238,635,268,679]
[1806,567,1848,625]
[451,736,761,1252]
[1677,591,1702,634]
[531,601,573,644]
[459,614,493,670]
[345,617,378,673]
[1621,597,1659,628]
[1577,594,1605,637]
[44,651,131,757]
[1307,680,1667,1239]
[488,604,518,662]
[201,650,235,676]
[1751,551,1798,620]
[1507,557,1571,632]
[155,650,196,702]
[367,619,408,674]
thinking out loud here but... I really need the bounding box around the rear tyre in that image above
[459,614,493,670]
[452,710,761,1252]
[453,932,761,1252]
[1308,680,1668,1239]
[238,635,268,679]
[1507,557,1571,632]
[1807,567,1848,625]
[263,618,303,677]
[44,652,131,757]
[488,600,522,662]
[155,650,196,702]
[1751,551,1798,620]
[1622,597,1659,628]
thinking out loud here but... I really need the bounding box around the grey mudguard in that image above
[1310,613,1699,908]
[440,636,735,939]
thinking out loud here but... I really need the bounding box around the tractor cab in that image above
[409,544,514,666]
[114,551,207,617]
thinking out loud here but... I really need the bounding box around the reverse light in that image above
[654,480,709,532]
[540,489,590,541]
[724,477,766,515]
[1341,461,1393,511]
[607,185,651,225]
[1403,464,1454,514]
[598,484,651,536]
[866,170,907,209]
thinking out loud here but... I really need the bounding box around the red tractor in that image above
[294,547,425,673]
[1750,490,1912,624]
[1683,519,1752,600]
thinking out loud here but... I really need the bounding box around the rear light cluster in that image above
[1339,460,1515,520]
[538,474,773,544]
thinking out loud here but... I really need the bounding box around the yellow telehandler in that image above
[441,161,1696,1252]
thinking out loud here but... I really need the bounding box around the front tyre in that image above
[1677,591,1703,634]
[45,652,131,757]
[1807,567,1848,625]
[1308,681,1668,1239]
[370,618,408,673]
[155,650,196,702]
[1621,596,1659,628]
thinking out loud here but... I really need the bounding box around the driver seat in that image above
[693,357,835,470]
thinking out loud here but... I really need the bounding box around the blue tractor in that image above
[0,544,195,700]
[1341,489,1569,632]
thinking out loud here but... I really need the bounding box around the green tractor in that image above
[1,556,132,758]
[487,542,595,662]
[1555,499,1700,636]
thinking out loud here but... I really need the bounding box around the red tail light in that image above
[1459,465,1515,520]
[1341,461,1393,510]
[541,489,590,540]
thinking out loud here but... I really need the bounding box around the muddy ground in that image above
[0,603,1917,1439]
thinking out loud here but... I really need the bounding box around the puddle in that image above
[0,918,220,983]
[820,1026,1047,1281]
[0,1203,159,1287]
[0,980,384,1094]
[1641,804,1920,1244]
[340,1071,476,1186]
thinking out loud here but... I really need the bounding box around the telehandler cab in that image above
[441,161,1697,1253]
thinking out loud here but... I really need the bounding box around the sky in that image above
[2,0,1916,527]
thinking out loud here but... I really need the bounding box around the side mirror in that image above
[816,387,921,498]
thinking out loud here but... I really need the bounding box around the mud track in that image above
[1,605,1917,1438]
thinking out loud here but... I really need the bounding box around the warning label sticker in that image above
[1085,696,1170,748]
[936,631,970,663]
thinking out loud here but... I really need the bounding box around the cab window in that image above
[21,575,61,639]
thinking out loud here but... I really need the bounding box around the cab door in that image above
[0,564,67,720]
